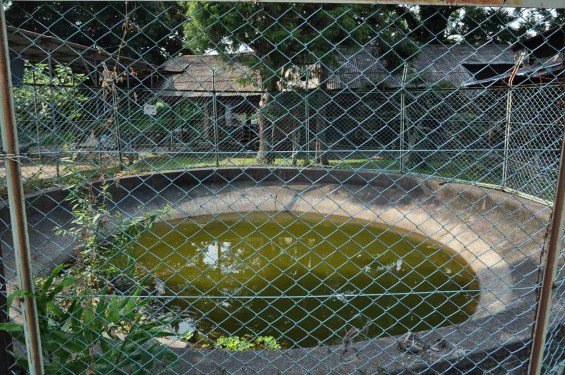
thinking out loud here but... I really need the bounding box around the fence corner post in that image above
[528,125,565,375]
[0,6,44,375]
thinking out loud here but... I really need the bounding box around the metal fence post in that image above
[0,243,15,374]
[47,52,60,179]
[528,125,565,375]
[399,64,408,173]
[501,86,512,189]
[501,52,525,190]
[305,68,310,164]
[114,89,124,171]
[212,69,219,167]
[31,69,42,164]
[0,6,44,375]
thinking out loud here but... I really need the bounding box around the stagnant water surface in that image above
[133,212,479,347]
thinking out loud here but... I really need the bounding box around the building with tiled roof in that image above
[155,44,516,95]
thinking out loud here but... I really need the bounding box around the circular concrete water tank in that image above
[1,167,550,373]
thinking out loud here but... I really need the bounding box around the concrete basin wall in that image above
[0,167,551,373]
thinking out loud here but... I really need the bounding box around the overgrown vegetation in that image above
[1,171,177,373]
[54,169,169,288]
[1,266,177,374]
[13,61,87,147]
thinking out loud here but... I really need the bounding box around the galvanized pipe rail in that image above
[528,119,565,375]
[0,5,44,375]
[46,0,565,8]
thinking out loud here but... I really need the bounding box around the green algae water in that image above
[133,212,479,348]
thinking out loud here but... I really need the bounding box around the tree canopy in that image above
[6,1,187,65]
[184,3,420,87]
[183,3,419,163]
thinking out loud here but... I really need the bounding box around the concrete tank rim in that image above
[5,166,554,209]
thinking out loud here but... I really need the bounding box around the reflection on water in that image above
[133,212,480,348]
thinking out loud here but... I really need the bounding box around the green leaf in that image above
[40,264,65,300]
[49,330,87,352]
[122,296,138,316]
[82,301,96,327]
[106,297,122,324]
[46,276,76,301]
[48,301,66,320]
[0,323,23,332]
[96,295,108,316]
[99,336,115,353]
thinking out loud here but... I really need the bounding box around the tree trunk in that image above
[291,101,310,166]
[315,65,329,166]
[402,121,418,167]
[291,126,310,166]
[256,79,276,164]
[291,125,300,166]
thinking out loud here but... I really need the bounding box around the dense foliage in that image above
[13,62,87,146]
[6,2,187,65]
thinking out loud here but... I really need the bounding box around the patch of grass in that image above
[129,155,401,172]
[130,155,214,172]
[131,156,306,171]
[220,157,298,167]
[330,158,399,170]
[409,158,503,185]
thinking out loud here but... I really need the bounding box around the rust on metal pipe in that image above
[0,243,15,375]
[0,6,44,375]
[528,118,565,375]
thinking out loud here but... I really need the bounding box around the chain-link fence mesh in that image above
[1,1,564,374]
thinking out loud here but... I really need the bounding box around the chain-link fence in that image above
[1,1,564,374]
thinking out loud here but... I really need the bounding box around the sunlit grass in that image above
[130,155,402,172]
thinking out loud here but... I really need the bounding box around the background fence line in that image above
[11,83,563,201]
